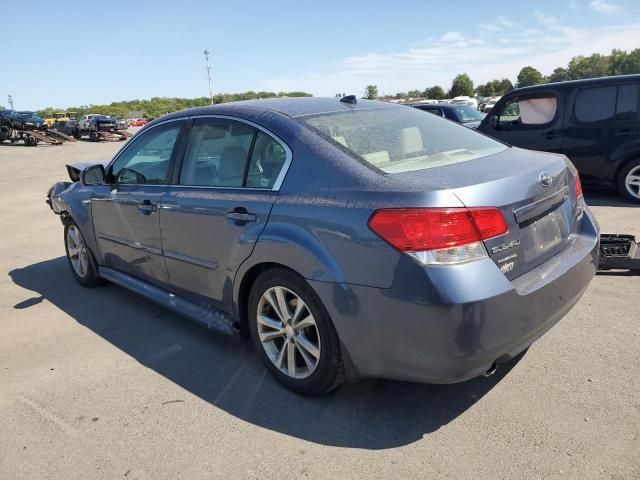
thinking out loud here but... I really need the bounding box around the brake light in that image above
[368,208,508,265]
[575,174,583,198]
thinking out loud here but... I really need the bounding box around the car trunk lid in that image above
[389,147,582,279]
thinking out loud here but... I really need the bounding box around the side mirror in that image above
[487,115,498,129]
[80,164,105,186]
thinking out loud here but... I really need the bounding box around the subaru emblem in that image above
[539,172,553,187]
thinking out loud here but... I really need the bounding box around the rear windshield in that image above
[299,107,506,173]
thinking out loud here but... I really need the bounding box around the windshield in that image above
[453,106,484,123]
[94,115,112,121]
[18,112,35,119]
[299,107,506,174]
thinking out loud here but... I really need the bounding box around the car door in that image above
[561,81,640,184]
[481,90,564,153]
[160,117,291,308]
[91,119,186,288]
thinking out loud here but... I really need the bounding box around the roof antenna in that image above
[340,94,357,105]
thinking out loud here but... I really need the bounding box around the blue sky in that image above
[3,0,640,110]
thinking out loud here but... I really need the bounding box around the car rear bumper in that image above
[308,208,599,383]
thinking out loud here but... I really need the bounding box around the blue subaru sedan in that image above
[47,97,599,395]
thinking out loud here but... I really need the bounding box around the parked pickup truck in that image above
[77,114,118,141]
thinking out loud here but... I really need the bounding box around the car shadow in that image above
[9,257,522,449]
[584,189,639,208]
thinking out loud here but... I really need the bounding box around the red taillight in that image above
[368,207,508,252]
[575,174,583,197]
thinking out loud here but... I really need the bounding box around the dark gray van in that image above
[479,74,640,202]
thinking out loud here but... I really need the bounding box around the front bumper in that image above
[308,209,599,384]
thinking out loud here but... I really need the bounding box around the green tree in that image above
[407,89,422,98]
[567,53,610,79]
[449,73,474,98]
[609,48,640,76]
[516,66,545,87]
[364,85,378,100]
[425,86,446,99]
[499,78,514,94]
[547,67,570,83]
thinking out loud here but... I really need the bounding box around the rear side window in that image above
[575,86,617,122]
[179,119,289,189]
[179,120,256,188]
[574,83,639,123]
[616,84,639,120]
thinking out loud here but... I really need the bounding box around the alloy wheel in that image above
[625,165,640,200]
[66,225,89,278]
[256,286,321,379]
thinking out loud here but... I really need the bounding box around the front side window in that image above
[110,121,182,185]
[498,94,557,127]
[300,107,506,174]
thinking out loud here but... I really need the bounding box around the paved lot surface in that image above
[0,138,639,480]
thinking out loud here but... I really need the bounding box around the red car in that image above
[129,118,148,127]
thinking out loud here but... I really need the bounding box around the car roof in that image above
[513,74,640,93]
[149,97,396,126]
[411,103,463,109]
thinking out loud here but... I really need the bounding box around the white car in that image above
[451,96,478,108]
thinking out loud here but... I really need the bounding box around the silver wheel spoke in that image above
[295,333,320,359]
[287,340,296,377]
[257,313,282,331]
[275,339,288,370]
[67,246,79,258]
[294,314,315,331]
[275,287,291,321]
[296,340,316,370]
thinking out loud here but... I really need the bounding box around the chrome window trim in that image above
[187,114,293,192]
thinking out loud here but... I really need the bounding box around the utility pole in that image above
[203,50,213,105]
[8,95,14,110]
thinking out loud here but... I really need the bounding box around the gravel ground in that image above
[0,138,638,480]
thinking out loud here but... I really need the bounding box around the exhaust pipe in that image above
[483,361,498,377]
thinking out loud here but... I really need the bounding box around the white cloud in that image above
[479,16,518,32]
[259,17,640,97]
[440,31,465,43]
[534,10,559,25]
[590,0,620,13]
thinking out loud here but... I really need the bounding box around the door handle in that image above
[226,209,256,223]
[614,129,636,137]
[137,200,157,214]
[543,131,560,139]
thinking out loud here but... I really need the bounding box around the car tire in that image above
[617,158,640,204]
[64,220,103,287]
[248,268,345,396]
[89,131,98,142]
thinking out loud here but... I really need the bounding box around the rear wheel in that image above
[89,131,99,142]
[248,268,345,395]
[617,158,640,204]
[64,221,102,287]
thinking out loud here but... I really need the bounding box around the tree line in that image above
[35,91,312,119]
[365,48,640,100]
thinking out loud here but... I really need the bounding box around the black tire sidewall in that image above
[248,269,343,395]
[617,158,640,204]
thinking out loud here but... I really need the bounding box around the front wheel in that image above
[64,221,102,287]
[248,269,345,396]
[617,158,640,204]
